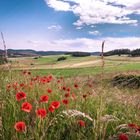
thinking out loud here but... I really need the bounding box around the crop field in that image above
[1,55,140,140]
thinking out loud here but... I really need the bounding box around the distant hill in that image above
[0,49,101,57]
[0,49,68,57]
[91,52,101,56]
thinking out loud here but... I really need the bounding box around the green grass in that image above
[20,62,140,77]
[1,70,140,140]
[1,56,140,140]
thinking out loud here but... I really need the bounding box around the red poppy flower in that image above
[78,120,85,127]
[13,82,19,90]
[137,126,140,133]
[65,93,70,98]
[36,109,47,118]
[48,106,55,113]
[14,121,26,132]
[28,72,31,75]
[62,86,66,91]
[51,101,60,109]
[83,94,87,99]
[62,99,69,105]
[20,83,25,87]
[57,80,61,83]
[48,75,53,80]
[74,84,78,88]
[67,87,71,92]
[40,95,49,103]
[47,88,52,93]
[88,83,93,88]
[23,70,27,75]
[119,134,129,140]
[128,123,138,129]
[40,78,47,84]
[21,102,32,113]
[6,84,11,91]
[16,92,26,101]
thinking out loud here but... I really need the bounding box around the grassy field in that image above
[4,55,140,77]
[7,55,140,70]
[1,55,140,140]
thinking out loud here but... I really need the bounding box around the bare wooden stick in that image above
[1,32,8,62]
[101,40,105,84]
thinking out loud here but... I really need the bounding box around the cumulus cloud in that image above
[47,0,71,11]
[89,31,101,35]
[48,25,62,31]
[7,37,140,52]
[45,0,140,26]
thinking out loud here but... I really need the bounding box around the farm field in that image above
[1,55,140,140]
[2,55,140,77]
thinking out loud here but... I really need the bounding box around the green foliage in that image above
[57,56,67,61]
[104,48,140,57]
[0,56,6,65]
[112,74,140,88]
[66,52,91,57]
[131,49,140,57]
[104,49,130,56]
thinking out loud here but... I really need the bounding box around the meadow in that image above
[1,55,140,140]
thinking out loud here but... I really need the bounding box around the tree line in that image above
[103,49,140,57]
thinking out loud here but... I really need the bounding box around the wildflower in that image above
[40,95,49,103]
[62,86,66,91]
[51,101,60,109]
[6,84,11,91]
[48,106,55,113]
[128,123,138,129]
[74,83,78,88]
[20,83,25,88]
[16,91,26,101]
[14,121,26,132]
[83,94,87,99]
[67,87,71,92]
[62,99,69,105]
[65,93,70,98]
[23,70,27,75]
[48,75,53,80]
[57,80,61,83]
[137,126,140,133]
[119,134,129,140]
[40,78,47,84]
[77,120,85,127]
[47,88,52,93]
[28,72,31,75]
[88,83,93,88]
[13,82,19,90]
[21,102,32,113]
[36,109,47,118]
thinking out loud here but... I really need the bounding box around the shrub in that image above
[57,56,67,61]
[112,74,140,88]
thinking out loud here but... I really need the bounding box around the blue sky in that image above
[0,0,140,52]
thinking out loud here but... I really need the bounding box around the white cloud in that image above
[89,31,101,35]
[47,0,71,11]
[76,26,83,30]
[48,25,62,31]
[7,37,140,52]
[45,0,140,26]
